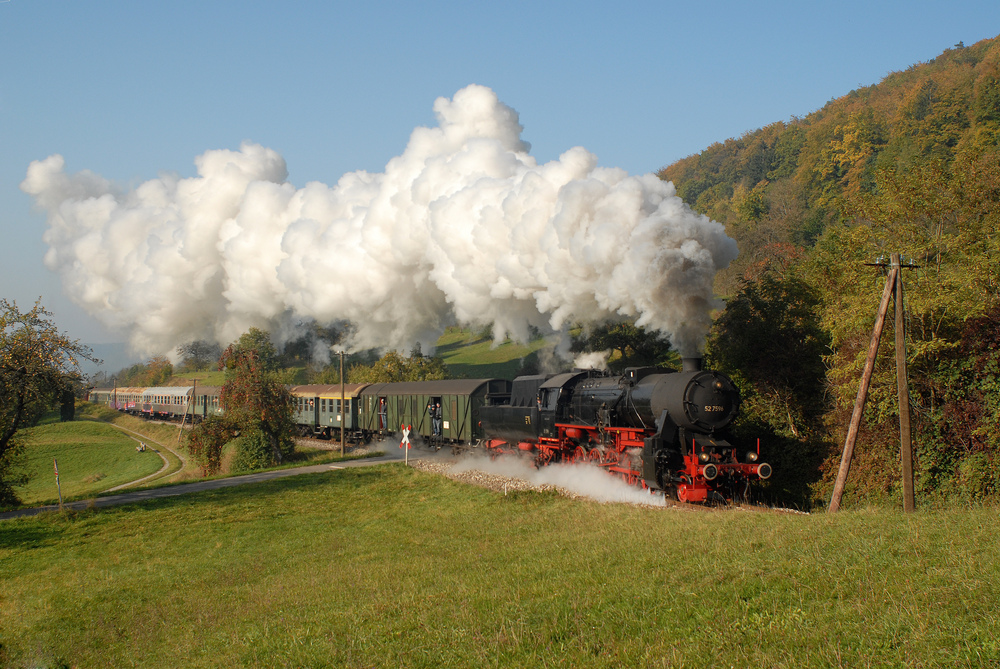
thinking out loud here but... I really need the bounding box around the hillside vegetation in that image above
[660,36,1000,508]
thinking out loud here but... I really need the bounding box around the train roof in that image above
[360,379,510,397]
[142,386,194,396]
[289,384,370,399]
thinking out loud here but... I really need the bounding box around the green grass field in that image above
[2,465,998,668]
[15,420,164,506]
[434,327,552,378]
[5,403,383,512]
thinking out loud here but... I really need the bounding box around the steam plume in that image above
[451,454,666,507]
[22,85,738,357]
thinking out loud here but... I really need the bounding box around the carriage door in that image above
[428,396,443,437]
[377,396,387,431]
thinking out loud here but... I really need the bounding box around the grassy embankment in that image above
[2,464,998,668]
[8,403,374,510]
[15,420,164,504]
[12,406,194,508]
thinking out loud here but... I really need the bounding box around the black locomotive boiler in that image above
[478,358,771,503]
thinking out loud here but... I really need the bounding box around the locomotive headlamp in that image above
[746,451,759,463]
[698,451,711,463]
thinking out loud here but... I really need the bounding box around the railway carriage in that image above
[89,385,220,422]
[87,387,113,407]
[358,379,512,445]
[191,386,223,422]
[290,384,370,440]
[141,386,194,420]
[87,386,145,413]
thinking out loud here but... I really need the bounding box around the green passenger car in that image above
[358,379,511,444]
[290,384,370,439]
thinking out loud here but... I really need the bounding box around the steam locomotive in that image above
[88,357,770,503]
[478,358,771,503]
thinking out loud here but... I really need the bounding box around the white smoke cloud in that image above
[572,350,611,370]
[22,84,738,357]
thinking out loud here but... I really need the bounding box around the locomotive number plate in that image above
[704,405,726,412]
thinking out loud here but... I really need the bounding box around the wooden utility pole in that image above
[894,254,915,512]
[54,458,63,508]
[178,379,196,443]
[340,350,346,457]
[829,263,899,513]
[829,254,916,513]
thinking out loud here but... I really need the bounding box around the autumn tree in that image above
[704,273,833,507]
[176,340,223,372]
[707,274,830,438]
[0,299,98,505]
[187,328,295,475]
[570,321,673,371]
[115,356,173,386]
[347,350,449,383]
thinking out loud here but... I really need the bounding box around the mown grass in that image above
[1,465,998,668]
[7,403,383,511]
[167,370,227,386]
[14,421,164,506]
[435,327,552,378]
[76,402,192,479]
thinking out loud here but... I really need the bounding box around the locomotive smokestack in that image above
[682,357,702,373]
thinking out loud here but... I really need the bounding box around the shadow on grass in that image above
[83,465,403,516]
[0,518,67,550]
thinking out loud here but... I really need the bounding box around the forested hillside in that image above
[662,36,1000,508]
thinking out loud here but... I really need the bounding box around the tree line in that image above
[660,35,1000,507]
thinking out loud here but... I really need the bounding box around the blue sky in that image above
[3,0,999,364]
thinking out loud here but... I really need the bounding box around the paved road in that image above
[0,452,408,521]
